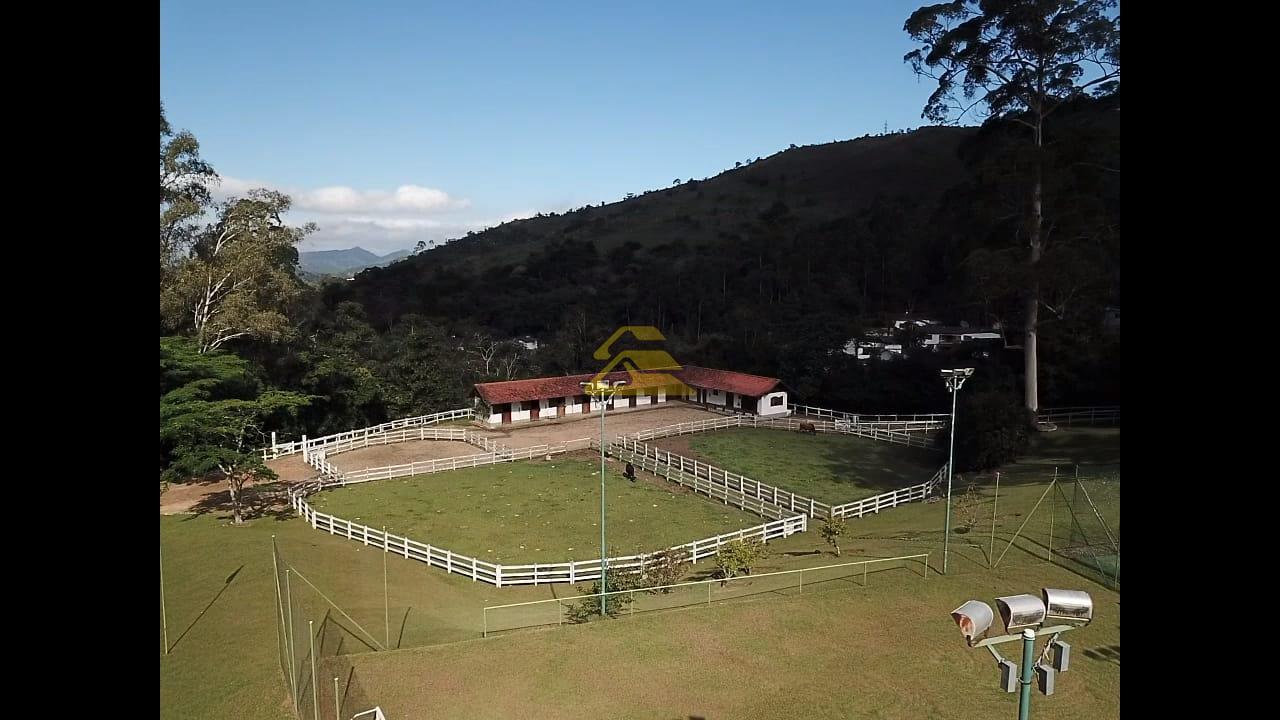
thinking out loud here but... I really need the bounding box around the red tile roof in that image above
[473,365,782,406]
[675,365,783,397]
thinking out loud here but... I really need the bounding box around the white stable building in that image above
[472,365,790,427]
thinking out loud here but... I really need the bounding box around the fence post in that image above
[309,620,319,720]
[333,677,340,720]
[285,570,297,710]
[707,582,712,605]
[1049,468,1056,562]
[271,431,277,452]
[301,434,309,462]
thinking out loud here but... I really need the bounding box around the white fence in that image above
[1036,406,1120,426]
[482,553,929,637]
[263,408,476,460]
[289,480,805,587]
[335,440,593,485]
[624,413,939,450]
[612,437,948,521]
[788,404,949,432]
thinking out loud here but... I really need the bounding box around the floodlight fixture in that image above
[995,594,1046,633]
[1041,588,1093,624]
[952,600,995,647]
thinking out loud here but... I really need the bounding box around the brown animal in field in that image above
[798,421,817,434]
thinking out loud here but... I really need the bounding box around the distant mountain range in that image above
[298,247,412,278]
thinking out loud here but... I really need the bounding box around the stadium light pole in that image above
[581,378,627,616]
[941,367,975,575]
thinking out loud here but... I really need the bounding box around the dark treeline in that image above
[263,92,1119,434]
[162,96,1118,447]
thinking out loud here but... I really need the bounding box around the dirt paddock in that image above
[325,439,480,473]
[471,404,722,448]
[161,404,726,516]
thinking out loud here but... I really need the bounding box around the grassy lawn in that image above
[161,428,1119,720]
[327,558,1120,720]
[660,427,942,503]
[306,453,763,564]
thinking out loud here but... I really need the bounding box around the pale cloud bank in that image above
[214,176,496,253]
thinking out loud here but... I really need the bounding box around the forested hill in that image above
[322,91,1116,381]
[330,125,975,335]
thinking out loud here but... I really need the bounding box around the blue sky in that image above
[161,1,939,252]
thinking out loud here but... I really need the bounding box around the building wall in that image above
[538,397,558,419]
[563,395,584,415]
[757,391,789,416]
[510,400,530,423]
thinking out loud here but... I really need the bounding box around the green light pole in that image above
[1018,629,1035,720]
[941,367,974,574]
[581,379,627,616]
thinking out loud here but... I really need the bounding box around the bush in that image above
[640,548,689,592]
[566,570,647,622]
[714,538,769,580]
[939,391,1032,472]
[819,516,847,556]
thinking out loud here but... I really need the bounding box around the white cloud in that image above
[213,176,481,254]
[299,184,467,214]
[217,177,468,215]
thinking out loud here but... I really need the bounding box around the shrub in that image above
[714,538,769,580]
[566,569,647,622]
[819,516,847,556]
[939,391,1032,472]
[640,548,689,592]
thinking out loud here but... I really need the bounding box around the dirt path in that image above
[472,405,721,448]
[160,455,316,515]
[160,405,723,516]
[327,440,480,473]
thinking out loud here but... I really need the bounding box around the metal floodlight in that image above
[995,594,1046,632]
[951,600,994,646]
[1041,588,1093,624]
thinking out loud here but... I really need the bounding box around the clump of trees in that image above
[566,547,692,622]
[941,391,1031,472]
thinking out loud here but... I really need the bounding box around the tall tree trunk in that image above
[1025,120,1044,416]
[228,475,243,524]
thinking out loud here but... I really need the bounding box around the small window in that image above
[770,395,784,407]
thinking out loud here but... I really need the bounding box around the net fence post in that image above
[160,541,169,656]
[286,569,298,711]
[309,620,319,720]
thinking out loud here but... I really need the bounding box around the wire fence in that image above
[273,536,391,720]
[481,554,929,637]
[943,465,1120,589]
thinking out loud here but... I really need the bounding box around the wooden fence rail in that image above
[288,479,804,587]
[612,437,948,521]
[624,414,940,450]
[263,407,476,460]
[1035,406,1120,426]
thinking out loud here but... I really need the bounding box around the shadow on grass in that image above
[1083,644,1120,665]
[397,606,411,649]
[816,438,940,494]
[187,481,296,522]
[167,565,243,653]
